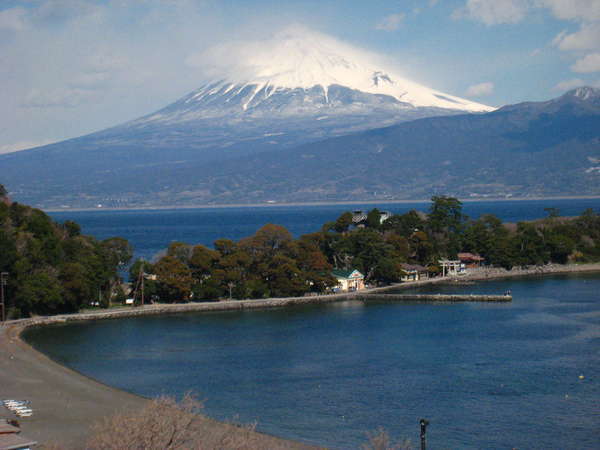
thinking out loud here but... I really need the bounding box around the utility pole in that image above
[136,261,145,307]
[1,272,8,322]
[420,418,429,450]
[141,261,145,307]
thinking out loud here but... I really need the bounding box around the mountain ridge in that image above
[0,29,499,208]
[108,86,598,206]
[1,87,598,208]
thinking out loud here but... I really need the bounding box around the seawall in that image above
[359,293,511,302]
[11,292,359,329]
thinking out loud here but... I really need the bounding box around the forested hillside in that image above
[0,184,131,318]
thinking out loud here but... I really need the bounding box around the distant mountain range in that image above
[189,86,600,204]
[1,29,598,208]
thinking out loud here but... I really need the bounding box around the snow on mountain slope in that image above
[178,26,493,115]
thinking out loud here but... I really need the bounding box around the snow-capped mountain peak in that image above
[186,26,493,113]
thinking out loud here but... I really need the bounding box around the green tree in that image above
[102,237,133,269]
[333,211,353,233]
[154,256,193,302]
[14,270,64,316]
[189,245,220,279]
[547,233,575,264]
[251,224,293,255]
[428,196,465,234]
[263,254,306,297]
[373,258,405,284]
[338,228,392,282]
[366,208,382,229]
[167,241,192,263]
[59,262,92,311]
[214,238,236,256]
[381,210,425,237]
[512,222,549,266]
[427,196,467,258]
[63,220,81,237]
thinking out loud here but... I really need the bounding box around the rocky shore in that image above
[1,262,599,448]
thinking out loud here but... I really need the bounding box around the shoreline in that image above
[0,322,320,449]
[2,263,600,448]
[41,195,600,213]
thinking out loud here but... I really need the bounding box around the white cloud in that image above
[553,78,600,91]
[186,25,388,86]
[571,53,600,73]
[466,81,495,96]
[452,0,530,25]
[539,0,600,22]
[0,0,225,149]
[454,1,600,81]
[545,3,600,78]
[375,13,405,31]
[552,78,585,91]
[454,0,600,25]
[0,7,27,31]
[552,23,600,51]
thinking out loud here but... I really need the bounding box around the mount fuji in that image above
[2,27,494,208]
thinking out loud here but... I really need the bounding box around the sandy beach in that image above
[0,323,146,448]
[2,262,599,448]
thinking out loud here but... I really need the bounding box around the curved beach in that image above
[0,321,320,449]
[2,263,600,448]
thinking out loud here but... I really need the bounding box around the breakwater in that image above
[359,293,512,302]
[7,263,600,330]
[7,289,514,331]
[6,293,358,329]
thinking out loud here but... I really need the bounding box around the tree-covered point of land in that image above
[134,197,600,303]
[131,224,338,302]
[4,181,600,311]
[0,184,132,318]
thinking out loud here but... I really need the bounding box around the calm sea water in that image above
[48,198,600,262]
[25,273,600,449]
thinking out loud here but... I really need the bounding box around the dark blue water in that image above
[25,273,600,449]
[48,199,600,262]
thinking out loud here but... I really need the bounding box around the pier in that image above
[358,293,512,303]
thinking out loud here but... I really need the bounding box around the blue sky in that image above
[1,0,599,153]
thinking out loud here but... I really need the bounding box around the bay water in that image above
[31,199,600,448]
[25,273,600,448]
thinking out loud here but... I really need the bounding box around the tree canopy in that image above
[3,191,599,313]
[0,200,128,318]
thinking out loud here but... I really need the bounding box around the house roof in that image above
[457,252,485,261]
[332,269,363,279]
